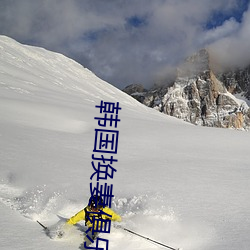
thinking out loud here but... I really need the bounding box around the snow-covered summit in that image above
[0,35,157,133]
[0,35,143,107]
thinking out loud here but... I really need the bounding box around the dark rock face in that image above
[122,84,147,103]
[123,49,250,130]
[218,66,250,99]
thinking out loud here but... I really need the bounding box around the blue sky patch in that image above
[126,15,147,28]
[206,0,249,29]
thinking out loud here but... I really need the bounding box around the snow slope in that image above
[0,36,250,250]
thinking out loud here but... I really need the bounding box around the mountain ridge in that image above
[123,49,250,130]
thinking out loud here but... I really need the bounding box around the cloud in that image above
[209,4,250,69]
[0,0,249,89]
[200,18,240,45]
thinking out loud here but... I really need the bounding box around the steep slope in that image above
[0,36,250,250]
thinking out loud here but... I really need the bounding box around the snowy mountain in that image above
[217,65,250,100]
[124,49,250,130]
[1,36,250,250]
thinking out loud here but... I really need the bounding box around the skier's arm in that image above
[67,209,85,225]
[103,207,122,222]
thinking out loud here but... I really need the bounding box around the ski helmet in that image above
[88,195,104,209]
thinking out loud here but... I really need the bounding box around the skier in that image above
[66,195,122,246]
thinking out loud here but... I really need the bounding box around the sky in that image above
[0,0,249,89]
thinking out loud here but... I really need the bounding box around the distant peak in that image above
[177,48,211,78]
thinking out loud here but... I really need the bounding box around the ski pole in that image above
[37,220,48,231]
[119,226,181,250]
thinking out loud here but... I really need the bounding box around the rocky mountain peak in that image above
[177,48,210,78]
[123,49,250,130]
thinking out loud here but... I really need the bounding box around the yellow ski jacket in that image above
[67,206,122,229]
